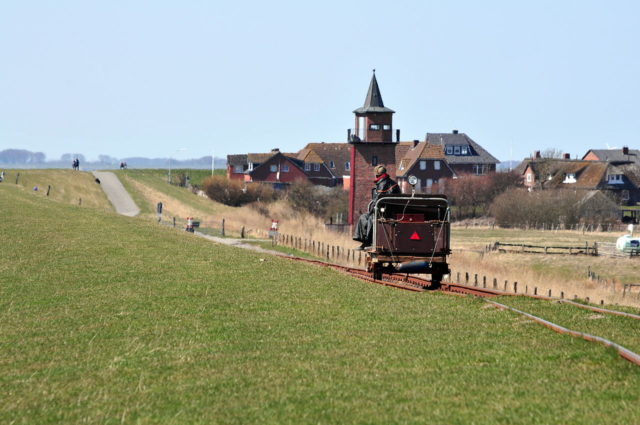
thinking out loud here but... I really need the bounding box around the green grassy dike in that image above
[1,183,640,424]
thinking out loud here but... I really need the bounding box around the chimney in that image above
[452,129,459,134]
[396,129,400,142]
[347,128,351,141]
[413,140,419,148]
[563,153,570,159]
[535,151,541,159]
[271,148,280,153]
[623,146,629,155]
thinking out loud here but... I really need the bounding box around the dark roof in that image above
[426,132,499,165]
[583,148,640,164]
[353,72,395,114]
[227,154,247,166]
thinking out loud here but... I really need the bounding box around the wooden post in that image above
[46,185,51,196]
[493,278,497,289]
[457,272,460,283]
[513,281,518,293]
[465,272,469,284]
[78,198,82,206]
[241,226,245,238]
[561,291,564,299]
[474,274,478,287]
[504,280,508,291]
[221,219,225,236]
[483,276,486,288]
[15,173,20,184]
[548,289,552,297]
[173,217,176,227]
[534,287,537,295]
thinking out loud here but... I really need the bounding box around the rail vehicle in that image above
[365,190,451,288]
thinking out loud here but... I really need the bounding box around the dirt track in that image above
[93,171,140,217]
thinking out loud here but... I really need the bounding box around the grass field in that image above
[2,178,640,424]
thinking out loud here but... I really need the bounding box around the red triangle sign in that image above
[410,231,421,240]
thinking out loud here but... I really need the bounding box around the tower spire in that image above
[354,71,395,114]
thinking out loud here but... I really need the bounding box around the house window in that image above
[622,190,630,201]
[313,163,320,171]
[369,124,380,130]
[563,173,576,183]
[233,165,243,173]
[372,156,378,166]
[248,163,254,171]
[329,161,335,169]
[426,178,433,187]
[526,173,532,183]
[608,174,623,184]
[282,165,289,172]
[454,146,461,155]
[473,164,487,175]
[461,146,469,155]
[419,160,427,170]
[434,160,440,170]
[383,124,391,130]
[304,163,311,171]
[345,161,350,171]
[446,146,453,155]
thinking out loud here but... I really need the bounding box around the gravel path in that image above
[93,171,140,217]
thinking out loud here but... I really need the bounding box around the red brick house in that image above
[395,141,455,193]
[246,150,308,188]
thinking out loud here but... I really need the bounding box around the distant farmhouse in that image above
[518,148,640,206]
[227,72,499,224]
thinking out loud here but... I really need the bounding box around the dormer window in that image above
[608,174,624,184]
[248,163,254,171]
[345,161,350,171]
[445,146,453,155]
[461,146,469,155]
[563,173,577,183]
[329,161,335,169]
[454,146,461,155]
[304,163,311,171]
[419,160,427,170]
[313,163,321,171]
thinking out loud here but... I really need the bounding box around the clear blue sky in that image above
[1,1,638,163]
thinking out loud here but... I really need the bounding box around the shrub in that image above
[202,176,276,207]
[443,172,520,219]
[285,180,348,221]
[488,189,605,228]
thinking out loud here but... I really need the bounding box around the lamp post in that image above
[168,148,187,184]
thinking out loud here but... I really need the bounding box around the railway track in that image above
[287,255,640,366]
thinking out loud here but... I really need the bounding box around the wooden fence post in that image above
[474,274,478,287]
[513,282,518,293]
[241,226,245,238]
[483,276,486,288]
[46,185,51,196]
[221,219,225,236]
[493,278,497,289]
[15,173,20,184]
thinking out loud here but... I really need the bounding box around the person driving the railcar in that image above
[353,165,400,250]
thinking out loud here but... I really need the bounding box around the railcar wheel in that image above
[429,274,442,290]
[372,264,383,280]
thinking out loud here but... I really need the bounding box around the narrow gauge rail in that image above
[286,255,640,366]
